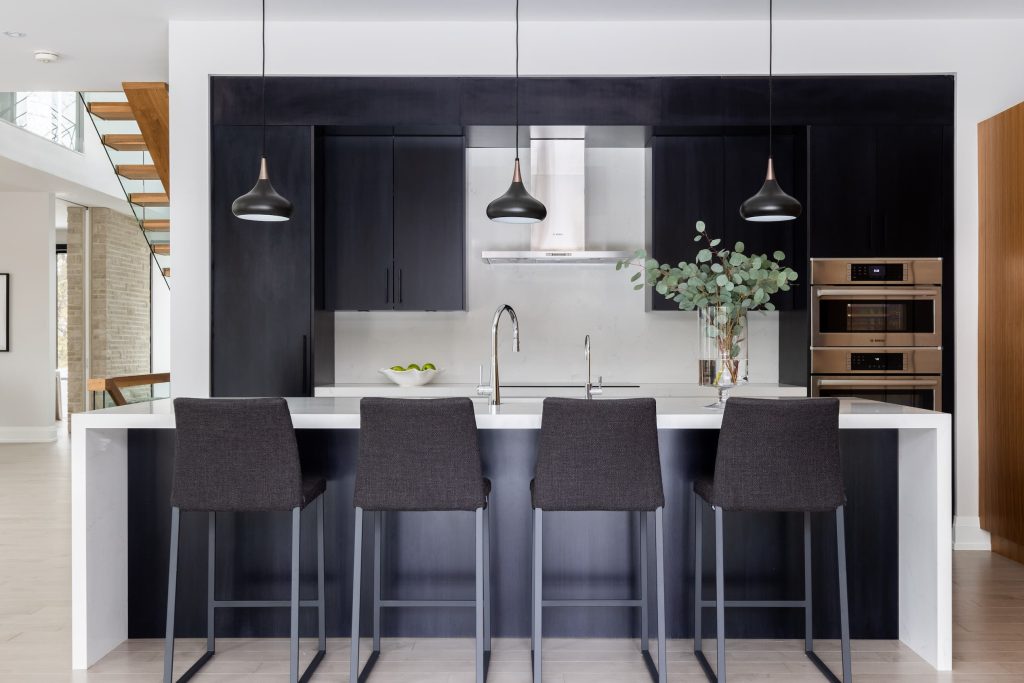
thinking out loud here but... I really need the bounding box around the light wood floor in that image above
[1,432,1022,681]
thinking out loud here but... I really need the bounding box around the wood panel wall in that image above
[979,101,1024,563]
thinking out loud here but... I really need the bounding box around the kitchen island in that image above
[71,396,951,672]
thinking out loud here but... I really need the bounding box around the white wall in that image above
[151,262,170,398]
[0,192,56,442]
[169,18,1024,531]
[334,147,780,385]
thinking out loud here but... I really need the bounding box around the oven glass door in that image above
[811,377,940,411]
[812,287,941,346]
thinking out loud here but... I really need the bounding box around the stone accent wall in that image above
[67,207,152,418]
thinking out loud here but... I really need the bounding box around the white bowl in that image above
[379,367,443,387]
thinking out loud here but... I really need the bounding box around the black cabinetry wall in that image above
[210,124,333,397]
[322,135,465,311]
[650,131,805,311]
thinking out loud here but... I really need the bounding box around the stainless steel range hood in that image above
[482,126,631,265]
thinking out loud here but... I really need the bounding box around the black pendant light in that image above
[231,0,292,222]
[487,0,547,224]
[740,0,802,223]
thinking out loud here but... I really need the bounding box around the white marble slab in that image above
[314,381,808,400]
[70,396,951,673]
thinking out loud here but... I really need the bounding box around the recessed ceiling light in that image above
[34,51,59,64]
[4,31,27,38]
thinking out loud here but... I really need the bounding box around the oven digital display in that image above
[850,352,904,371]
[850,263,905,281]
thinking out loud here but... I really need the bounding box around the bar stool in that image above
[163,398,326,683]
[350,397,491,683]
[693,397,851,683]
[532,397,667,683]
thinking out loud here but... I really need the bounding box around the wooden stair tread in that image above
[121,82,170,194]
[88,101,134,121]
[116,164,160,180]
[142,219,169,231]
[162,267,171,277]
[151,243,170,256]
[129,192,169,207]
[102,134,147,151]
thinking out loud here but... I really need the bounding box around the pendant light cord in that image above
[261,0,267,159]
[768,0,773,160]
[514,0,520,160]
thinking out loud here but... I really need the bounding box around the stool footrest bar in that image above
[542,599,643,607]
[212,599,322,608]
[698,599,807,609]
[378,599,476,608]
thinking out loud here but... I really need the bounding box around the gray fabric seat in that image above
[532,398,667,683]
[351,397,491,683]
[692,397,851,683]
[533,397,665,511]
[164,398,326,683]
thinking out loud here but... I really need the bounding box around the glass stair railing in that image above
[80,90,171,285]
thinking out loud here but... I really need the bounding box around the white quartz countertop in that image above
[314,382,808,399]
[74,396,948,431]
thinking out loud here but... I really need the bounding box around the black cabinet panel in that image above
[211,125,314,397]
[876,126,946,258]
[809,126,877,258]
[393,137,466,311]
[520,78,661,125]
[651,136,724,311]
[322,136,395,311]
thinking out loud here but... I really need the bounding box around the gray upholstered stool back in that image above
[171,397,303,512]
[707,397,845,512]
[355,397,486,511]
[533,397,664,511]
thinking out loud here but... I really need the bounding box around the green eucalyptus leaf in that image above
[697,249,712,262]
[711,263,724,273]
[656,281,668,295]
[615,261,623,271]
[630,272,641,282]
[710,238,721,247]
[633,284,645,291]
[696,221,706,233]
[734,241,745,253]
[773,250,785,260]
[694,235,702,242]
[716,274,729,287]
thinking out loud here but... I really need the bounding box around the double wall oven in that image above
[809,258,943,411]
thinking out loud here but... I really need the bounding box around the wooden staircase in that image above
[85,82,172,283]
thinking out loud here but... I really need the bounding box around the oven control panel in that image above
[850,352,904,371]
[849,263,907,282]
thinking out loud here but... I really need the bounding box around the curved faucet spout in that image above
[490,305,520,406]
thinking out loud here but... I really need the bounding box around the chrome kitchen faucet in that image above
[478,304,520,406]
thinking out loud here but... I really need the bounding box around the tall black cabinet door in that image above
[650,136,724,310]
[211,125,313,397]
[322,136,395,310]
[809,126,877,258]
[876,125,945,257]
[393,136,466,311]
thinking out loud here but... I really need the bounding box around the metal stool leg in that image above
[837,506,852,682]
[475,507,485,683]
[317,497,326,654]
[483,500,492,653]
[350,507,364,683]
[207,512,215,655]
[654,507,667,683]
[532,508,543,683]
[804,511,813,654]
[289,506,300,683]
[163,507,180,683]
[715,506,726,683]
[640,510,649,653]
[694,492,703,659]
[373,511,382,653]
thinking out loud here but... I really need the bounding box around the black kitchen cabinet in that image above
[210,124,333,397]
[393,136,465,310]
[650,136,724,311]
[322,135,465,311]
[809,125,945,258]
[322,136,394,311]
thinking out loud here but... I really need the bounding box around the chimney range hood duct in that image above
[482,126,631,264]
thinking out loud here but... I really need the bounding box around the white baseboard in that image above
[0,426,58,443]
[954,516,992,551]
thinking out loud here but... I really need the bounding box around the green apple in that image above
[406,363,422,371]
[422,362,436,370]
[389,365,406,372]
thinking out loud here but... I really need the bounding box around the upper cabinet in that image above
[650,133,803,311]
[809,125,947,258]
[322,135,466,311]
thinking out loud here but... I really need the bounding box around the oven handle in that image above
[815,378,940,387]
[814,287,940,298]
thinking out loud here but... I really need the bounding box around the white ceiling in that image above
[2,0,1024,90]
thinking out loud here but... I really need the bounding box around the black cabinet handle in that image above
[385,267,390,304]
[399,269,403,304]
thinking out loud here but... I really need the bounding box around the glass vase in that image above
[698,305,749,409]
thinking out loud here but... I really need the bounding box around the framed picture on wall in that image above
[0,273,8,352]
